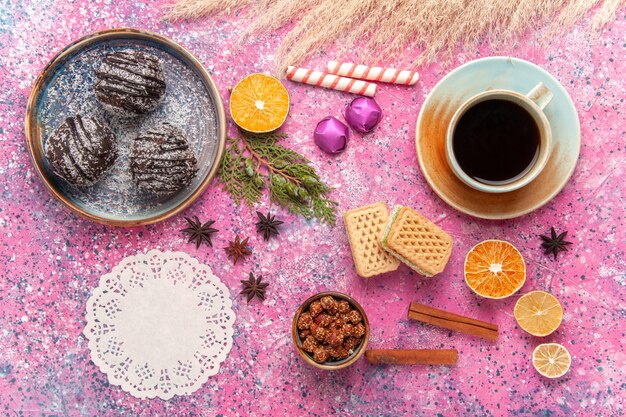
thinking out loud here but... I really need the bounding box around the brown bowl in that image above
[292,291,370,370]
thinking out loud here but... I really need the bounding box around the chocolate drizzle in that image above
[130,123,198,196]
[95,49,166,116]
[44,115,118,187]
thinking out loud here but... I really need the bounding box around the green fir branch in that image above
[216,136,264,208]
[216,131,337,226]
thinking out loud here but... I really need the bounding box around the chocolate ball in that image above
[130,123,198,197]
[95,49,166,117]
[44,115,117,187]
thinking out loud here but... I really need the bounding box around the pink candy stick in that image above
[286,66,376,97]
[327,61,419,86]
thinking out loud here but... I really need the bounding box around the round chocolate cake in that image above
[130,123,198,197]
[44,115,118,187]
[94,49,166,116]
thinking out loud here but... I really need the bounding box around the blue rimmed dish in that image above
[25,28,226,226]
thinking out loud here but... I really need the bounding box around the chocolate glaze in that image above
[95,49,166,116]
[130,123,197,197]
[44,115,118,187]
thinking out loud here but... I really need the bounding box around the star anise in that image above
[181,216,218,249]
[240,272,269,303]
[224,235,251,265]
[540,227,573,260]
[255,211,284,241]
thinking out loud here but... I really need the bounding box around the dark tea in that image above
[452,99,540,185]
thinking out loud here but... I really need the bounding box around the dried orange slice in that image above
[532,343,571,378]
[229,73,290,133]
[464,240,526,299]
[514,290,563,336]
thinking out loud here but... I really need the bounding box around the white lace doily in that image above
[84,250,235,400]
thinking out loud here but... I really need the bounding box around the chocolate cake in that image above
[94,49,166,116]
[44,115,118,187]
[130,123,198,197]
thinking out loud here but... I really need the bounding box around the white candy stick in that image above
[327,61,419,86]
[285,66,376,97]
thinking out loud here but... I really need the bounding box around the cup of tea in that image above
[445,82,554,193]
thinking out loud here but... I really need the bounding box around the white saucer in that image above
[415,57,581,220]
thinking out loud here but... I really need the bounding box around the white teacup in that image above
[445,83,554,193]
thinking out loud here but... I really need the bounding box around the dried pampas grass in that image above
[166,0,624,73]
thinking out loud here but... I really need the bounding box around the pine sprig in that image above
[216,136,265,207]
[216,131,337,225]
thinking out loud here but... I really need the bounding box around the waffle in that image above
[344,202,401,278]
[381,206,453,277]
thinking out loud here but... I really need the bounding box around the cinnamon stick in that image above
[407,302,498,341]
[366,349,458,365]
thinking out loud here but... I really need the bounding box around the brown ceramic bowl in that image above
[292,291,369,370]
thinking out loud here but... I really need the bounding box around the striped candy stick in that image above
[285,66,377,97]
[327,61,419,86]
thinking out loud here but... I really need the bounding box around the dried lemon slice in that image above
[514,291,563,336]
[532,343,571,378]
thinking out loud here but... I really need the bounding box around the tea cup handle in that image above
[526,82,553,110]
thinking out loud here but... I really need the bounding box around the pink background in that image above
[0,1,624,416]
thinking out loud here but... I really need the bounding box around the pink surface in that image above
[0,2,625,416]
